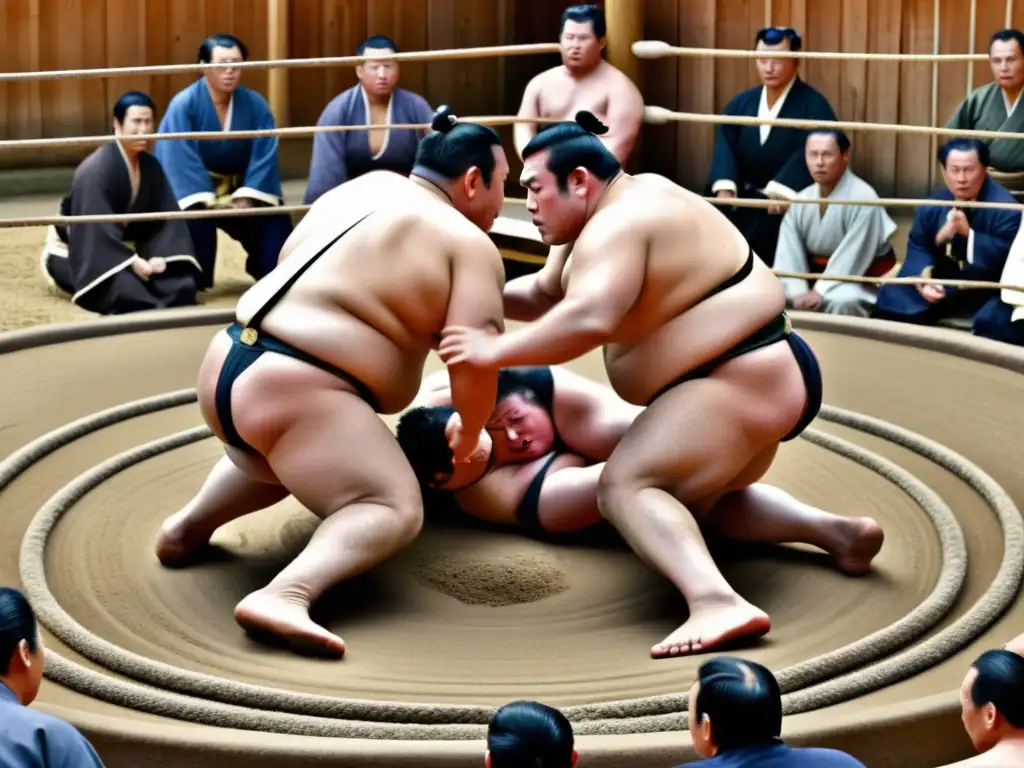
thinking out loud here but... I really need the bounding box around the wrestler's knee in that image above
[595,455,650,522]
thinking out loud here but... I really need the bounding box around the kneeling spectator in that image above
[937,649,1024,767]
[874,138,1022,343]
[775,129,897,317]
[0,587,104,766]
[683,657,865,767]
[487,700,576,768]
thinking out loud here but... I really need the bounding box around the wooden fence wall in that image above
[2,0,1024,199]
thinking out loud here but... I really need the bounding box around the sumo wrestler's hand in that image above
[438,326,500,369]
[444,412,482,464]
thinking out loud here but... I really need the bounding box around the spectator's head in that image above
[938,138,989,201]
[112,91,157,153]
[689,657,783,758]
[520,112,622,245]
[0,587,45,706]
[805,129,851,189]
[198,33,247,94]
[356,35,400,100]
[558,5,606,73]
[486,700,577,768]
[960,649,1024,754]
[754,27,801,89]
[989,29,1024,92]
[412,106,508,232]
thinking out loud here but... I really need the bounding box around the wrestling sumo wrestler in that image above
[154,108,509,657]
[399,367,886,574]
[439,113,885,658]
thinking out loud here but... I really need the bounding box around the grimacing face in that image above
[521,151,589,245]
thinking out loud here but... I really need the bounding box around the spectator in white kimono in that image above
[774,129,897,317]
[303,35,434,204]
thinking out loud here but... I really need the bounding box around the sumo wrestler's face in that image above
[357,46,399,99]
[559,19,604,72]
[485,393,557,464]
[116,106,155,153]
[459,146,510,232]
[521,153,589,245]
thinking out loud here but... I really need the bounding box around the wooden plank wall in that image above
[2,0,1024,199]
[642,0,1024,197]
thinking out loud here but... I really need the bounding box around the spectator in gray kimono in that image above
[303,35,435,204]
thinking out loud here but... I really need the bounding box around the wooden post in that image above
[603,0,644,87]
[267,0,289,126]
[603,0,644,170]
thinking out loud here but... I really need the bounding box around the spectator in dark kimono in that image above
[706,27,838,266]
[303,35,435,204]
[874,138,1024,347]
[41,91,200,315]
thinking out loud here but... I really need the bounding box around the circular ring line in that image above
[11,388,1004,737]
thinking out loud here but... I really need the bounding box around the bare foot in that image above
[832,517,884,576]
[234,590,346,658]
[651,596,770,659]
[155,510,212,566]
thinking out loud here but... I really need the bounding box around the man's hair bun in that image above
[574,110,609,135]
[431,105,460,134]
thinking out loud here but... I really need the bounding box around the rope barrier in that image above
[4,193,1022,229]
[773,271,1024,295]
[0,117,561,151]
[0,43,561,83]
[633,40,992,63]
[643,105,1024,144]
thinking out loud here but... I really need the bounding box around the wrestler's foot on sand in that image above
[234,589,346,658]
[155,511,212,565]
[832,517,885,576]
[651,596,770,659]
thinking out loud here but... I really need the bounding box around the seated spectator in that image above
[41,91,200,315]
[948,29,1024,198]
[486,700,577,768]
[775,129,897,317]
[683,657,865,767]
[707,26,838,266]
[0,587,104,767]
[303,35,435,204]
[155,33,293,290]
[874,138,1023,346]
[937,649,1024,767]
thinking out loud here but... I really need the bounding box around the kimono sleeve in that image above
[706,93,746,194]
[234,92,284,206]
[154,92,216,210]
[303,97,350,205]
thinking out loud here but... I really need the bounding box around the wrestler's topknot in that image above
[413,105,503,186]
[521,112,621,192]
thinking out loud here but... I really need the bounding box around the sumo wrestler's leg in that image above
[233,390,423,657]
[703,479,884,576]
[597,377,779,658]
[156,453,290,565]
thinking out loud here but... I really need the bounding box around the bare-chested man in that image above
[439,113,885,659]
[153,108,509,657]
[400,367,886,571]
[515,4,644,165]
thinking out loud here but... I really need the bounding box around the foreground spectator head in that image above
[689,657,782,758]
[959,649,1024,754]
[486,700,577,768]
[0,587,45,705]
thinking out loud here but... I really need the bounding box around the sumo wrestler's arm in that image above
[463,223,645,367]
[600,74,645,164]
[550,368,644,460]
[503,242,571,321]
[514,75,544,160]
[443,233,507,445]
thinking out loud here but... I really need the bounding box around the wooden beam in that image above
[603,0,644,86]
[267,0,289,126]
